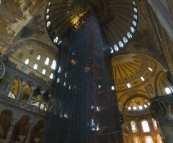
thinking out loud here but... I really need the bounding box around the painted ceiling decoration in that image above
[45,0,138,52]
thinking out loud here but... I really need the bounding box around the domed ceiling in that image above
[111,54,157,91]
[45,0,138,51]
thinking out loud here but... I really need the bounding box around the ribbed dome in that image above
[45,0,138,52]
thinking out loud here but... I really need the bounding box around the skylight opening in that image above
[98,85,101,88]
[110,47,114,53]
[65,73,67,78]
[42,68,46,75]
[148,67,153,72]
[46,9,49,13]
[140,76,145,81]
[63,82,66,87]
[119,41,124,48]
[45,57,50,65]
[139,106,143,110]
[114,45,119,51]
[25,58,30,65]
[133,15,138,20]
[48,2,51,5]
[132,21,137,27]
[37,55,41,60]
[51,60,57,70]
[47,21,51,27]
[127,83,131,88]
[123,37,128,44]
[133,1,136,5]
[53,37,58,43]
[111,86,115,90]
[130,27,135,33]
[33,63,38,70]
[46,15,49,20]
[144,104,148,108]
[165,87,171,94]
[50,73,54,79]
[128,106,131,110]
[134,8,137,13]
[133,106,137,110]
[127,32,132,39]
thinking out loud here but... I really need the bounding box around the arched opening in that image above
[142,121,150,132]
[131,121,137,132]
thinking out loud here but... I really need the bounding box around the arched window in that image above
[119,41,124,48]
[134,137,139,143]
[127,32,132,38]
[42,69,46,75]
[130,27,135,33]
[114,45,119,51]
[145,136,153,143]
[142,121,150,132]
[45,57,50,65]
[33,63,38,70]
[132,21,137,27]
[131,121,137,132]
[50,73,54,79]
[152,119,158,129]
[123,37,128,44]
[25,58,30,65]
[51,59,57,70]
[37,55,41,60]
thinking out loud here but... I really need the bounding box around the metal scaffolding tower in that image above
[43,11,122,143]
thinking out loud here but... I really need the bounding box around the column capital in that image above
[40,90,46,95]
[10,118,18,126]
[31,86,37,90]
[21,81,27,86]
[28,123,36,129]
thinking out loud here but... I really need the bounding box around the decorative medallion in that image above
[150,101,167,120]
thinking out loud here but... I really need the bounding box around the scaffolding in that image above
[43,11,122,143]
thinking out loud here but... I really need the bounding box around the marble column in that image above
[25,123,35,143]
[38,91,46,110]
[27,86,37,105]
[16,81,26,101]
[5,119,18,143]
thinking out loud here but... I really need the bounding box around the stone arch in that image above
[11,115,30,142]
[31,119,45,143]
[0,109,13,139]
[155,71,172,96]
[118,90,151,112]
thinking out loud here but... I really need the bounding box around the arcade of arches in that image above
[0,0,173,143]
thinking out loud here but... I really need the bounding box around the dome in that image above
[45,0,138,52]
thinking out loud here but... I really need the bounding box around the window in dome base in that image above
[25,58,30,65]
[33,63,38,70]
